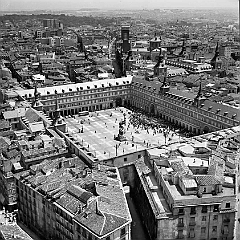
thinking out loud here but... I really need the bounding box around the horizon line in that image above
[0,6,238,12]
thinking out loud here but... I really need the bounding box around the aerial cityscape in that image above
[0,0,240,240]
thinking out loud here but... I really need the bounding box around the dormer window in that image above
[87,86,90,89]
[208,106,212,110]
[69,88,72,91]
[116,82,119,85]
[201,104,204,107]
[123,81,126,84]
[62,89,65,93]
[232,114,237,119]
[126,81,129,84]
[216,109,221,113]
[102,84,104,88]
[80,87,83,90]
[46,92,49,95]
[77,87,80,91]
[224,112,228,116]
[94,85,97,88]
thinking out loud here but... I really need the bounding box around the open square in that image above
[64,107,183,161]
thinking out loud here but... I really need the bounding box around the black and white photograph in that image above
[0,0,239,239]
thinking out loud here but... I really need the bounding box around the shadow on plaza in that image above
[125,193,150,240]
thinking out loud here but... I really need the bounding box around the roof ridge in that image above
[99,211,106,235]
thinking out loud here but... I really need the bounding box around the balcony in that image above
[178,223,184,227]
[178,211,185,215]
[190,211,196,215]
[189,222,196,226]
[223,219,230,223]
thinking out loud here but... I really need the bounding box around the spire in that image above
[32,82,40,107]
[52,90,60,124]
[162,68,168,87]
[154,48,164,68]
[179,39,186,56]
[196,80,202,98]
[210,42,219,68]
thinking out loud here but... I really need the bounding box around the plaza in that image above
[64,107,184,161]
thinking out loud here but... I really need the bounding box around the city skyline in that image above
[0,0,238,11]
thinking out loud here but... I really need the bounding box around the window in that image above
[124,158,127,162]
[178,230,184,239]
[202,216,207,221]
[212,226,217,233]
[82,228,86,238]
[201,227,206,234]
[121,227,126,236]
[190,207,196,214]
[213,205,219,212]
[225,202,230,208]
[213,215,218,221]
[202,206,207,213]
[178,208,184,215]
[203,187,206,192]
[106,237,110,240]
[223,225,229,235]
[189,228,195,238]
[178,218,184,227]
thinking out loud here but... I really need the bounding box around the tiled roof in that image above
[67,185,93,204]
[0,223,33,240]
[3,108,26,119]
[17,157,131,237]
[15,76,133,97]
[170,159,193,176]
[0,120,10,130]
[0,137,11,151]
[24,108,41,123]
[195,175,221,186]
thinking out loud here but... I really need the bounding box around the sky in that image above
[0,0,238,11]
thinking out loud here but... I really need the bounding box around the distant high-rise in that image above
[42,19,62,29]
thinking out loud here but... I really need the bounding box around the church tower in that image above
[32,83,43,111]
[193,81,205,107]
[159,68,170,94]
[178,39,187,59]
[52,90,67,133]
[210,42,220,69]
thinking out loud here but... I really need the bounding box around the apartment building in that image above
[15,158,132,240]
[131,150,237,240]
[15,75,240,135]
[16,77,132,118]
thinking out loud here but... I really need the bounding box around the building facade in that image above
[15,76,240,135]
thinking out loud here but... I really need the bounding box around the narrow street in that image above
[125,193,150,240]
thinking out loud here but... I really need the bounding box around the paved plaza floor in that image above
[64,107,183,161]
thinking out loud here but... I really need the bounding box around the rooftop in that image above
[0,224,33,240]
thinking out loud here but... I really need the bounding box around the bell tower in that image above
[121,25,131,54]
[52,90,67,133]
